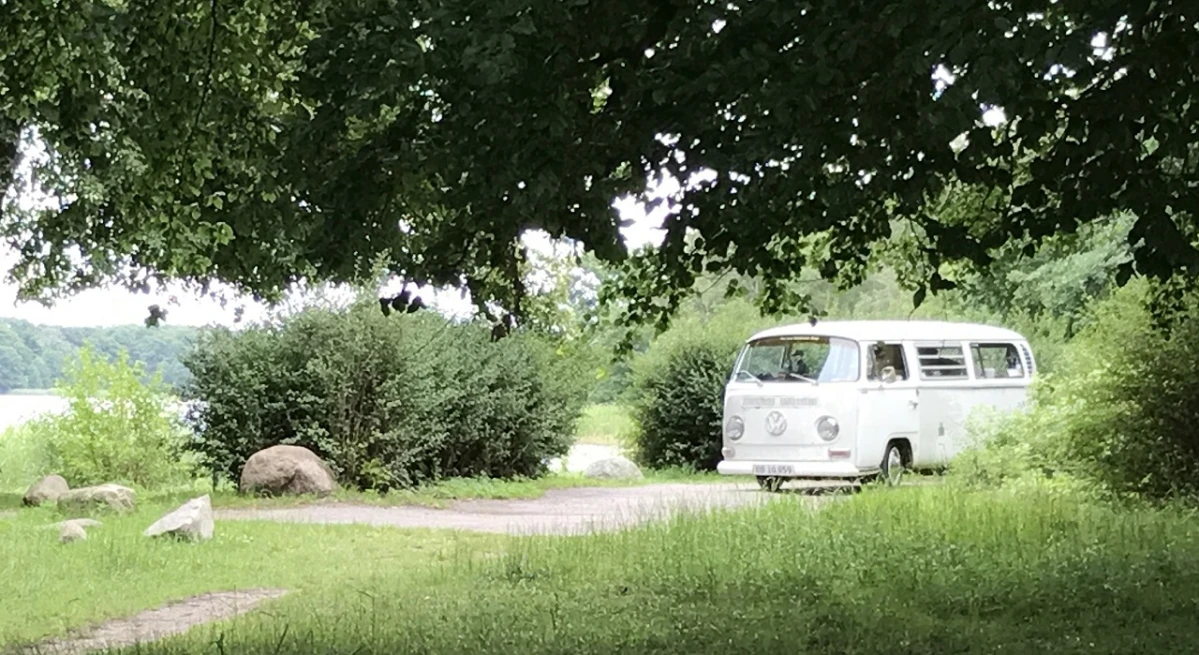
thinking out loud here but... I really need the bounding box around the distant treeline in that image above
[0,319,199,392]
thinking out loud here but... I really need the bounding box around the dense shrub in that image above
[953,281,1199,502]
[182,303,588,490]
[4,347,196,488]
[629,342,735,471]
[625,299,775,470]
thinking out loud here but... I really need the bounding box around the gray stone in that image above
[240,445,337,497]
[57,483,137,513]
[24,474,69,506]
[60,521,87,543]
[144,495,214,542]
[45,518,104,532]
[583,456,644,480]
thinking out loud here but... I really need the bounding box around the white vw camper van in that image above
[716,320,1036,490]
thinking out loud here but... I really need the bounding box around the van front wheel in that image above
[756,476,786,492]
[880,442,907,486]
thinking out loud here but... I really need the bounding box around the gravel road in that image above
[215,482,847,535]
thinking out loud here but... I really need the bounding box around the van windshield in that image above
[735,336,860,383]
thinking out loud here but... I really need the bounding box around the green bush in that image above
[625,299,774,470]
[4,347,195,489]
[949,380,1112,501]
[953,281,1199,502]
[629,342,733,470]
[182,303,588,491]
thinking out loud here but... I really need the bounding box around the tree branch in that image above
[191,0,222,136]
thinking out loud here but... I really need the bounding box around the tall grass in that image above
[96,486,1199,654]
[0,424,53,492]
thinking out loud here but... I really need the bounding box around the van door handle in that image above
[908,400,919,409]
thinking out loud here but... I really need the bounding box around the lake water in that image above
[0,394,67,433]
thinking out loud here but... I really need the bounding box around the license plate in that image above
[753,464,795,476]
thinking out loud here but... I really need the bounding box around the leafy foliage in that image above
[182,303,588,490]
[950,213,1135,337]
[3,1,1196,330]
[11,346,196,488]
[954,280,1199,502]
[629,343,732,471]
[0,319,197,392]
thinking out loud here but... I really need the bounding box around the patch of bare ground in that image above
[216,482,851,535]
[15,589,289,655]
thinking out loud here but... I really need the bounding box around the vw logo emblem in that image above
[765,411,787,436]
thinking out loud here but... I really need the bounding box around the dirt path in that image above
[216,482,850,535]
[19,589,289,655]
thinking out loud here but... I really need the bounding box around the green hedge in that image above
[626,299,773,471]
[629,342,735,471]
[954,281,1199,502]
[182,304,588,490]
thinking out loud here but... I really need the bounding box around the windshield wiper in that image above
[735,370,764,387]
[785,373,819,385]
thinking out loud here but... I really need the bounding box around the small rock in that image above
[583,456,643,480]
[240,445,337,497]
[144,495,214,542]
[45,518,103,531]
[24,474,70,507]
[60,522,87,543]
[57,484,137,514]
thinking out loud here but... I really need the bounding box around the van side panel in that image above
[854,387,919,473]
[915,386,1026,465]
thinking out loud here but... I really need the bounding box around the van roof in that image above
[746,320,1028,344]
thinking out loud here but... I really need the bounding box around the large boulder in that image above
[24,475,69,507]
[144,495,214,542]
[583,456,644,480]
[57,484,137,514]
[240,445,337,497]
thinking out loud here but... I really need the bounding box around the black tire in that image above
[756,476,786,492]
[880,442,907,486]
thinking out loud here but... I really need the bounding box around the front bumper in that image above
[717,459,871,479]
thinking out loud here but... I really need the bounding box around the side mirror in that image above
[880,366,897,384]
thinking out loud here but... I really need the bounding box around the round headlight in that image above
[816,416,839,442]
[725,416,745,441]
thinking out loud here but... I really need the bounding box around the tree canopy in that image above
[2,0,1195,327]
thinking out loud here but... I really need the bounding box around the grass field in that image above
[573,403,634,446]
[0,500,491,647]
[6,485,1199,654]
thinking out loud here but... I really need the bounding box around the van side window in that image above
[971,343,1026,379]
[867,343,909,380]
[916,344,968,379]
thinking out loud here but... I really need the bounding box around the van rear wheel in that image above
[756,476,786,492]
